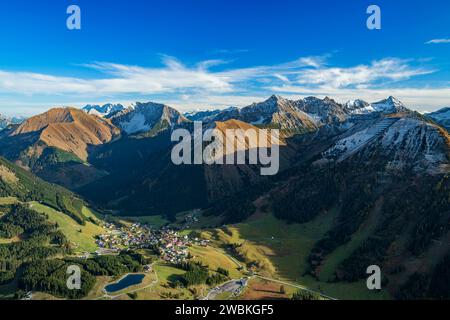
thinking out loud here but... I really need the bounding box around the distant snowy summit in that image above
[80,95,445,138]
[184,107,238,122]
[82,103,125,118]
[110,102,189,135]
[0,113,25,130]
[184,95,411,135]
[426,107,450,131]
[344,96,408,115]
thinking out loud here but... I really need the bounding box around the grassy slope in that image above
[29,202,103,253]
[189,245,243,279]
[0,156,105,253]
[0,197,19,205]
[240,277,297,300]
[0,157,88,223]
[126,215,170,228]
[0,236,20,244]
[237,211,337,279]
[318,199,384,282]
[0,197,19,241]
[135,264,194,300]
[206,211,390,300]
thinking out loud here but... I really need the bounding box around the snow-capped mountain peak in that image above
[371,96,407,113]
[426,107,450,131]
[82,103,125,118]
[0,113,25,130]
[184,107,238,122]
[345,96,408,115]
[110,102,189,135]
[345,99,370,109]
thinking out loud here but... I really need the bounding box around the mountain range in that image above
[0,95,449,299]
[427,107,450,131]
[0,114,25,131]
[82,103,125,118]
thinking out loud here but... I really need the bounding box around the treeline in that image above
[204,176,273,224]
[68,252,147,277]
[307,175,378,277]
[334,175,450,284]
[291,289,321,300]
[272,167,342,224]
[0,204,70,285]
[396,254,450,300]
[0,157,88,225]
[335,237,391,282]
[174,261,229,287]
[55,194,86,225]
[0,204,48,237]
[19,252,147,299]
[19,259,96,299]
[407,175,450,255]
[206,198,256,224]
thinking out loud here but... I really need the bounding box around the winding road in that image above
[211,246,338,300]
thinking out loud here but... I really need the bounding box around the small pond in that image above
[104,274,145,293]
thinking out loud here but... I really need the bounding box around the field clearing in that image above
[318,200,383,282]
[189,245,243,279]
[31,292,63,300]
[214,292,233,300]
[204,211,390,300]
[217,210,337,279]
[0,197,19,205]
[154,263,186,283]
[135,263,195,300]
[240,277,295,300]
[85,276,112,300]
[292,274,389,300]
[203,227,275,275]
[29,202,103,253]
[0,236,20,244]
[81,206,102,222]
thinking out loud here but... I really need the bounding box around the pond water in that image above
[104,274,145,293]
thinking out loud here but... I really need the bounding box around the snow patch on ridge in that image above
[119,113,151,134]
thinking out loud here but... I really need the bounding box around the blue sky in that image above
[0,0,449,116]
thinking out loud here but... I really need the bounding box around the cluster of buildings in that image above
[96,222,152,253]
[149,229,190,264]
[95,221,209,264]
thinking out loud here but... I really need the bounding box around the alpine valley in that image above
[0,95,449,300]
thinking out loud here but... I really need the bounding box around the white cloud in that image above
[0,54,448,114]
[426,39,450,44]
[0,55,330,98]
[295,58,433,89]
[0,57,234,96]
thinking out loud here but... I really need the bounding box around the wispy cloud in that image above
[426,39,450,44]
[0,54,447,114]
[296,58,433,89]
[0,55,329,97]
[0,57,233,96]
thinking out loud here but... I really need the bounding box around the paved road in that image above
[217,247,338,300]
